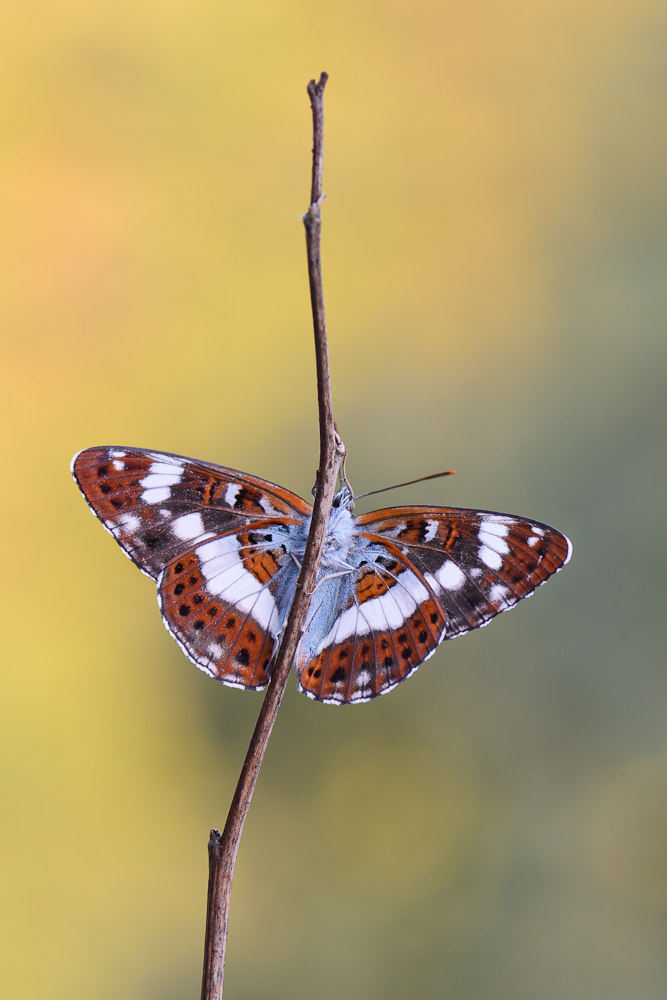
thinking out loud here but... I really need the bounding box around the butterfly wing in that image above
[295,538,447,704]
[356,505,572,639]
[158,521,300,690]
[71,446,311,579]
[72,446,309,690]
[73,449,572,700]
[296,505,571,705]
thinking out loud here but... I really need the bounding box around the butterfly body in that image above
[72,447,571,704]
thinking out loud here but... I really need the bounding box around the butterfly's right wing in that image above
[295,539,447,704]
[356,505,571,638]
[158,520,301,690]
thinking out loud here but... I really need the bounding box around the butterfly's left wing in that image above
[72,446,309,691]
[157,521,300,690]
[356,505,572,639]
[71,446,311,580]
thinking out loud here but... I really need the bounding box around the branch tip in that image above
[307,71,329,98]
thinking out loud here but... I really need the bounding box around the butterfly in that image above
[71,446,571,705]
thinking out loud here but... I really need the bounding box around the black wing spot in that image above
[100,484,111,494]
[248,630,257,642]
[430,612,438,624]
[111,499,122,509]
[189,575,197,585]
[97,465,108,476]
[193,594,203,604]
[235,647,250,666]
[331,666,346,683]
[207,607,217,617]
[338,648,349,660]
[398,633,407,644]
[313,668,321,678]
[380,639,389,650]
[418,630,428,643]
[401,648,412,660]
[193,620,205,631]
[175,562,184,574]
[144,534,160,550]
[234,487,258,510]
[263,534,273,542]
[174,583,184,596]
[361,644,370,655]
[179,605,191,617]
[225,617,236,629]
[383,656,393,668]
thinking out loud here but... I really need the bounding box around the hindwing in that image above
[158,521,297,690]
[296,540,447,704]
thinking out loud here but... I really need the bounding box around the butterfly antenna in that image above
[339,449,353,496]
[353,469,456,502]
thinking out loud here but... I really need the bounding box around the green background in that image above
[1,1,666,997]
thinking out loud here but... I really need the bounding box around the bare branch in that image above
[200,71,343,1000]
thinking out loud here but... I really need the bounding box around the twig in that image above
[200,72,343,1000]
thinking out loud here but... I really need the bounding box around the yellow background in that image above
[2,2,666,997]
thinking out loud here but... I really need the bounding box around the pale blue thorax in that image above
[283,487,375,660]
[226,487,381,660]
[286,486,357,569]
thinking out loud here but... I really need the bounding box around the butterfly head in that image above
[331,485,354,511]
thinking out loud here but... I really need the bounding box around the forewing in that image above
[71,446,310,579]
[296,540,446,704]
[356,505,571,638]
[158,521,296,690]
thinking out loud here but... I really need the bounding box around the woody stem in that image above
[199,72,343,1000]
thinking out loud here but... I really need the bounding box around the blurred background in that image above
[1,1,666,997]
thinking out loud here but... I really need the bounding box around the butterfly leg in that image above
[311,567,355,593]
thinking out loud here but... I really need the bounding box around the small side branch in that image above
[200,72,343,1000]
